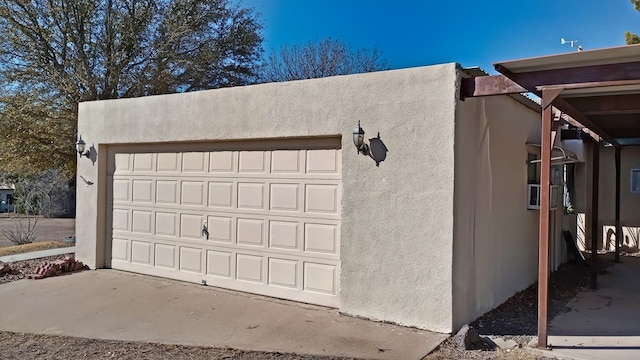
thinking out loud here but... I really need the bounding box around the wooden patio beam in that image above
[590,140,600,290]
[550,97,620,147]
[495,62,640,91]
[537,90,553,349]
[568,94,640,115]
[615,147,621,263]
[460,75,527,98]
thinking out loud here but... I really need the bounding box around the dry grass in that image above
[0,241,73,257]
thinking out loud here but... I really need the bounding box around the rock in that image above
[482,337,497,350]
[527,337,538,348]
[453,324,483,350]
[1,262,10,275]
[488,336,518,349]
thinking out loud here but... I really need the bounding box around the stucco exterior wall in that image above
[452,94,542,330]
[597,146,640,226]
[575,145,640,249]
[77,64,459,332]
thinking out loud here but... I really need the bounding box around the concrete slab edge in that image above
[0,247,75,263]
[524,345,591,360]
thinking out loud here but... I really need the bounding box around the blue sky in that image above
[241,0,640,74]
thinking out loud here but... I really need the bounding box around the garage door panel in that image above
[268,220,299,251]
[182,152,207,172]
[206,215,233,242]
[179,246,203,273]
[306,149,339,175]
[181,181,205,206]
[236,254,263,283]
[268,258,298,289]
[236,218,264,246]
[133,153,154,172]
[156,180,178,204]
[269,183,300,212]
[132,180,154,203]
[155,212,177,236]
[238,151,268,173]
[209,151,235,173]
[131,240,152,265]
[305,184,339,214]
[304,223,338,255]
[132,210,153,234]
[112,209,130,231]
[180,214,205,239]
[271,150,301,174]
[156,152,180,172]
[304,262,337,295]
[113,179,131,202]
[208,181,234,208]
[114,153,131,173]
[237,182,265,209]
[110,144,341,308]
[155,244,176,269]
[206,250,233,278]
[112,238,129,261]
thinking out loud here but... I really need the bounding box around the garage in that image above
[106,139,341,307]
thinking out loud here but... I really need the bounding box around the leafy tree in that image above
[627,0,640,44]
[260,38,389,82]
[0,0,263,176]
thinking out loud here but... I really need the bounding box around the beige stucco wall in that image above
[575,145,640,249]
[598,146,640,226]
[452,94,544,330]
[77,64,459,332]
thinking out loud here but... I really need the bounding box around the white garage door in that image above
[107,141,341,307]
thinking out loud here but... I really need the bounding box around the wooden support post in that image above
[591,141,600,289]
[537,94,553,349]
[615,147,621,263]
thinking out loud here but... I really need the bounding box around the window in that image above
[6,194,13,204]
[632,169,640,193]
[527,184,559,210]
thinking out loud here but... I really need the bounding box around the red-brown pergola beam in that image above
[590,139,600,289]
[548,97,620,147]
[460,75,527,98]
[615,147,621,263]
[537,89,555,349]
[495,62,640,92]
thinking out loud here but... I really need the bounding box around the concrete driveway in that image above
[533,256,640,360]
[0,269,447,359]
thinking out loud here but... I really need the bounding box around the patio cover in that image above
[460,44,640,348]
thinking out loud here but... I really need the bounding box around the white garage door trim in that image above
[106,138,341,307]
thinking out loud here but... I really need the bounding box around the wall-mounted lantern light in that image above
[75,136,91,158]
[351,121,388,167]
[352,121,370,155]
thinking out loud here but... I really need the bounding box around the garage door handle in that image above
[202,223,209,240]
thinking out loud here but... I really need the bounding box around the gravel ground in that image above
[0,254,615,359]
[0,331,354,360]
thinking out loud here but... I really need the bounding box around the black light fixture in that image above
[351,121,389,167]
[75,136,91,158]
[352,121,370,155]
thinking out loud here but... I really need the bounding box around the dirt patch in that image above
[0,253,617,360]
[0,241,73,257]
[0,331,354,360]
[0,217,75,247]
[424,253,617,360]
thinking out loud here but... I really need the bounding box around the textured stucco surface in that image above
[595,146,640,226]
[572,145,640,249]
[452,95,545,330]
[77,64,459,332]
